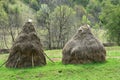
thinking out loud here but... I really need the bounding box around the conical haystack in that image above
[6,22,46,68]
[62,25,106,64]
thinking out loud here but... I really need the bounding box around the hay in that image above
[6,22,46,68]
[62,25,106,64]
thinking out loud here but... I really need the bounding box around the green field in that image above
[0,47,120,80]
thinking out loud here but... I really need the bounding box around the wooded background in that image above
[0,0,120,49]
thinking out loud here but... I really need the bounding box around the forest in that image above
[0,0,120,49]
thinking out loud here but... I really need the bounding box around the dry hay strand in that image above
[62,24,106,64]
[6,22,46,68]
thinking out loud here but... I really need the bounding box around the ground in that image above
[0,46,120,80]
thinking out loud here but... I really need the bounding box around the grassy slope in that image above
[0,47,120,80]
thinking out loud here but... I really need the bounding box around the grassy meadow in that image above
[0,47,120,80]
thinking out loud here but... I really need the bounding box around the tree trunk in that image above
[48,27,52,49]
[3,28,9,49]
[10,27,15,42]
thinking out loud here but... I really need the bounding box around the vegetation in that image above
[100,0,120,45]
[0,46,120,80]
[0,0,120,49]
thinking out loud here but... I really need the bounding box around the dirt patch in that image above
[51,58,61,62]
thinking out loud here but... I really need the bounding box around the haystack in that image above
[6,22,46,68]
[62,25,106,64]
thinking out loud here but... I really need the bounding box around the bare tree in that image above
[50,5,76,48]
[7,2,21,43]
[36,4,52,49]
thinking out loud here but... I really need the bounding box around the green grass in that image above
[106,46,120,58]
[0,47,120,80]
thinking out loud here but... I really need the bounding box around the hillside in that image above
[0,0,120,49]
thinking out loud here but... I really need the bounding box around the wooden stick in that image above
[43,52,54,63]
[32,53,34,67]
[0,53,15,67]
[39,49,54,63]
[14,53,20,68]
